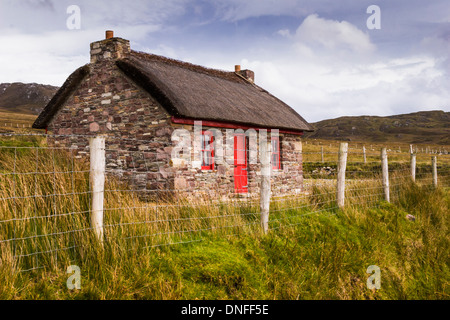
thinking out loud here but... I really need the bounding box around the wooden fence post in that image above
[90,135,106,242]
[381,148,390,202]
[363,146,366,164]
[410,153,416,182]
[321,146,324,163]
[260,130,271,234]
[432,156,437,188]
[337,142,348,208]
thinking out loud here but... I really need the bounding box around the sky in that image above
[0,0,448,122]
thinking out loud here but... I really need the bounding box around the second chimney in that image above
[235,66,255,83]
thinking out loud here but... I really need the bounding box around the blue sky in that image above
[0,0,448,122]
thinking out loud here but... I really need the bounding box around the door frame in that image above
[234,133,248,193]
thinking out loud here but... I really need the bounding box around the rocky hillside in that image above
[0,82,58,115]
[305,110,450,145]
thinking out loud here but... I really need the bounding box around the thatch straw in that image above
[117,51,313,132]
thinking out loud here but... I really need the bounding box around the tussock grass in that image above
[0,136,448,299]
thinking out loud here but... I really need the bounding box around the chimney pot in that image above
[235,65,241,72]
[106,30,114,39]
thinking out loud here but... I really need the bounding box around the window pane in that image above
[201,135,207,150]
[203,151,211,166]
[271,138,280,169]
[201,132,214,169]
[235,135,246,165]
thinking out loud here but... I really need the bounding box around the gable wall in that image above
[48,59,175,194]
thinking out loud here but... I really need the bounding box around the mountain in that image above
[1,82,448,145]
[0,82,58,115]
[305,110,450,145]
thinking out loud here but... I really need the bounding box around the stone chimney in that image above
[239,69,254,83]
[90,30,131,64]
[235,65,254,83]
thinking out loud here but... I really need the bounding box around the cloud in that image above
[0,0,187,32]
[239,15,448,122]
[0,24,160,85]
[25,0,55,10]
[248,53,449,121]
[216,0,308,22]
[0,0,447,122]
[295,14,375,54]
[419,31,450,58]
[277,29,291,38]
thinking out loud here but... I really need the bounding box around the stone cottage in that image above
[33,31,313,198]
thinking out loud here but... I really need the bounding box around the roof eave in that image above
[171,116,310,134]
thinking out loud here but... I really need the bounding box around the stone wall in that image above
[170,126,304,199]
[46,36,304,200]
[47,54,175,197]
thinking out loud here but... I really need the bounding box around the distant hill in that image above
[305,110,450,145]
[1,82,448,146]
[0,82,58,115]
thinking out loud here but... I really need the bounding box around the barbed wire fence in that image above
[0,133,448,272]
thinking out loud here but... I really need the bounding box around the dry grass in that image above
[0,111,37,134]
[0,135,448,299]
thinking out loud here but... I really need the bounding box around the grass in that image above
[0,135,449,299]
[302,138,449,164]
[1,184,448,299]
[302,138,450,188]
[0,111,37,134]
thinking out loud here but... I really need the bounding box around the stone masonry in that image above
[46,36,304,200]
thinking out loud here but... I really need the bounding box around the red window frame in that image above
[201,130,214,170]
[271,136,281,170]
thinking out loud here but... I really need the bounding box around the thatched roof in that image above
[33,50,313,132]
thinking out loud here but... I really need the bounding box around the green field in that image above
[0,183,448,299]
[0,134,448,300]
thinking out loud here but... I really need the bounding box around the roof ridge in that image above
[130,50,246,84]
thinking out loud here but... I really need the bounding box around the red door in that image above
[234,133,248,193]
